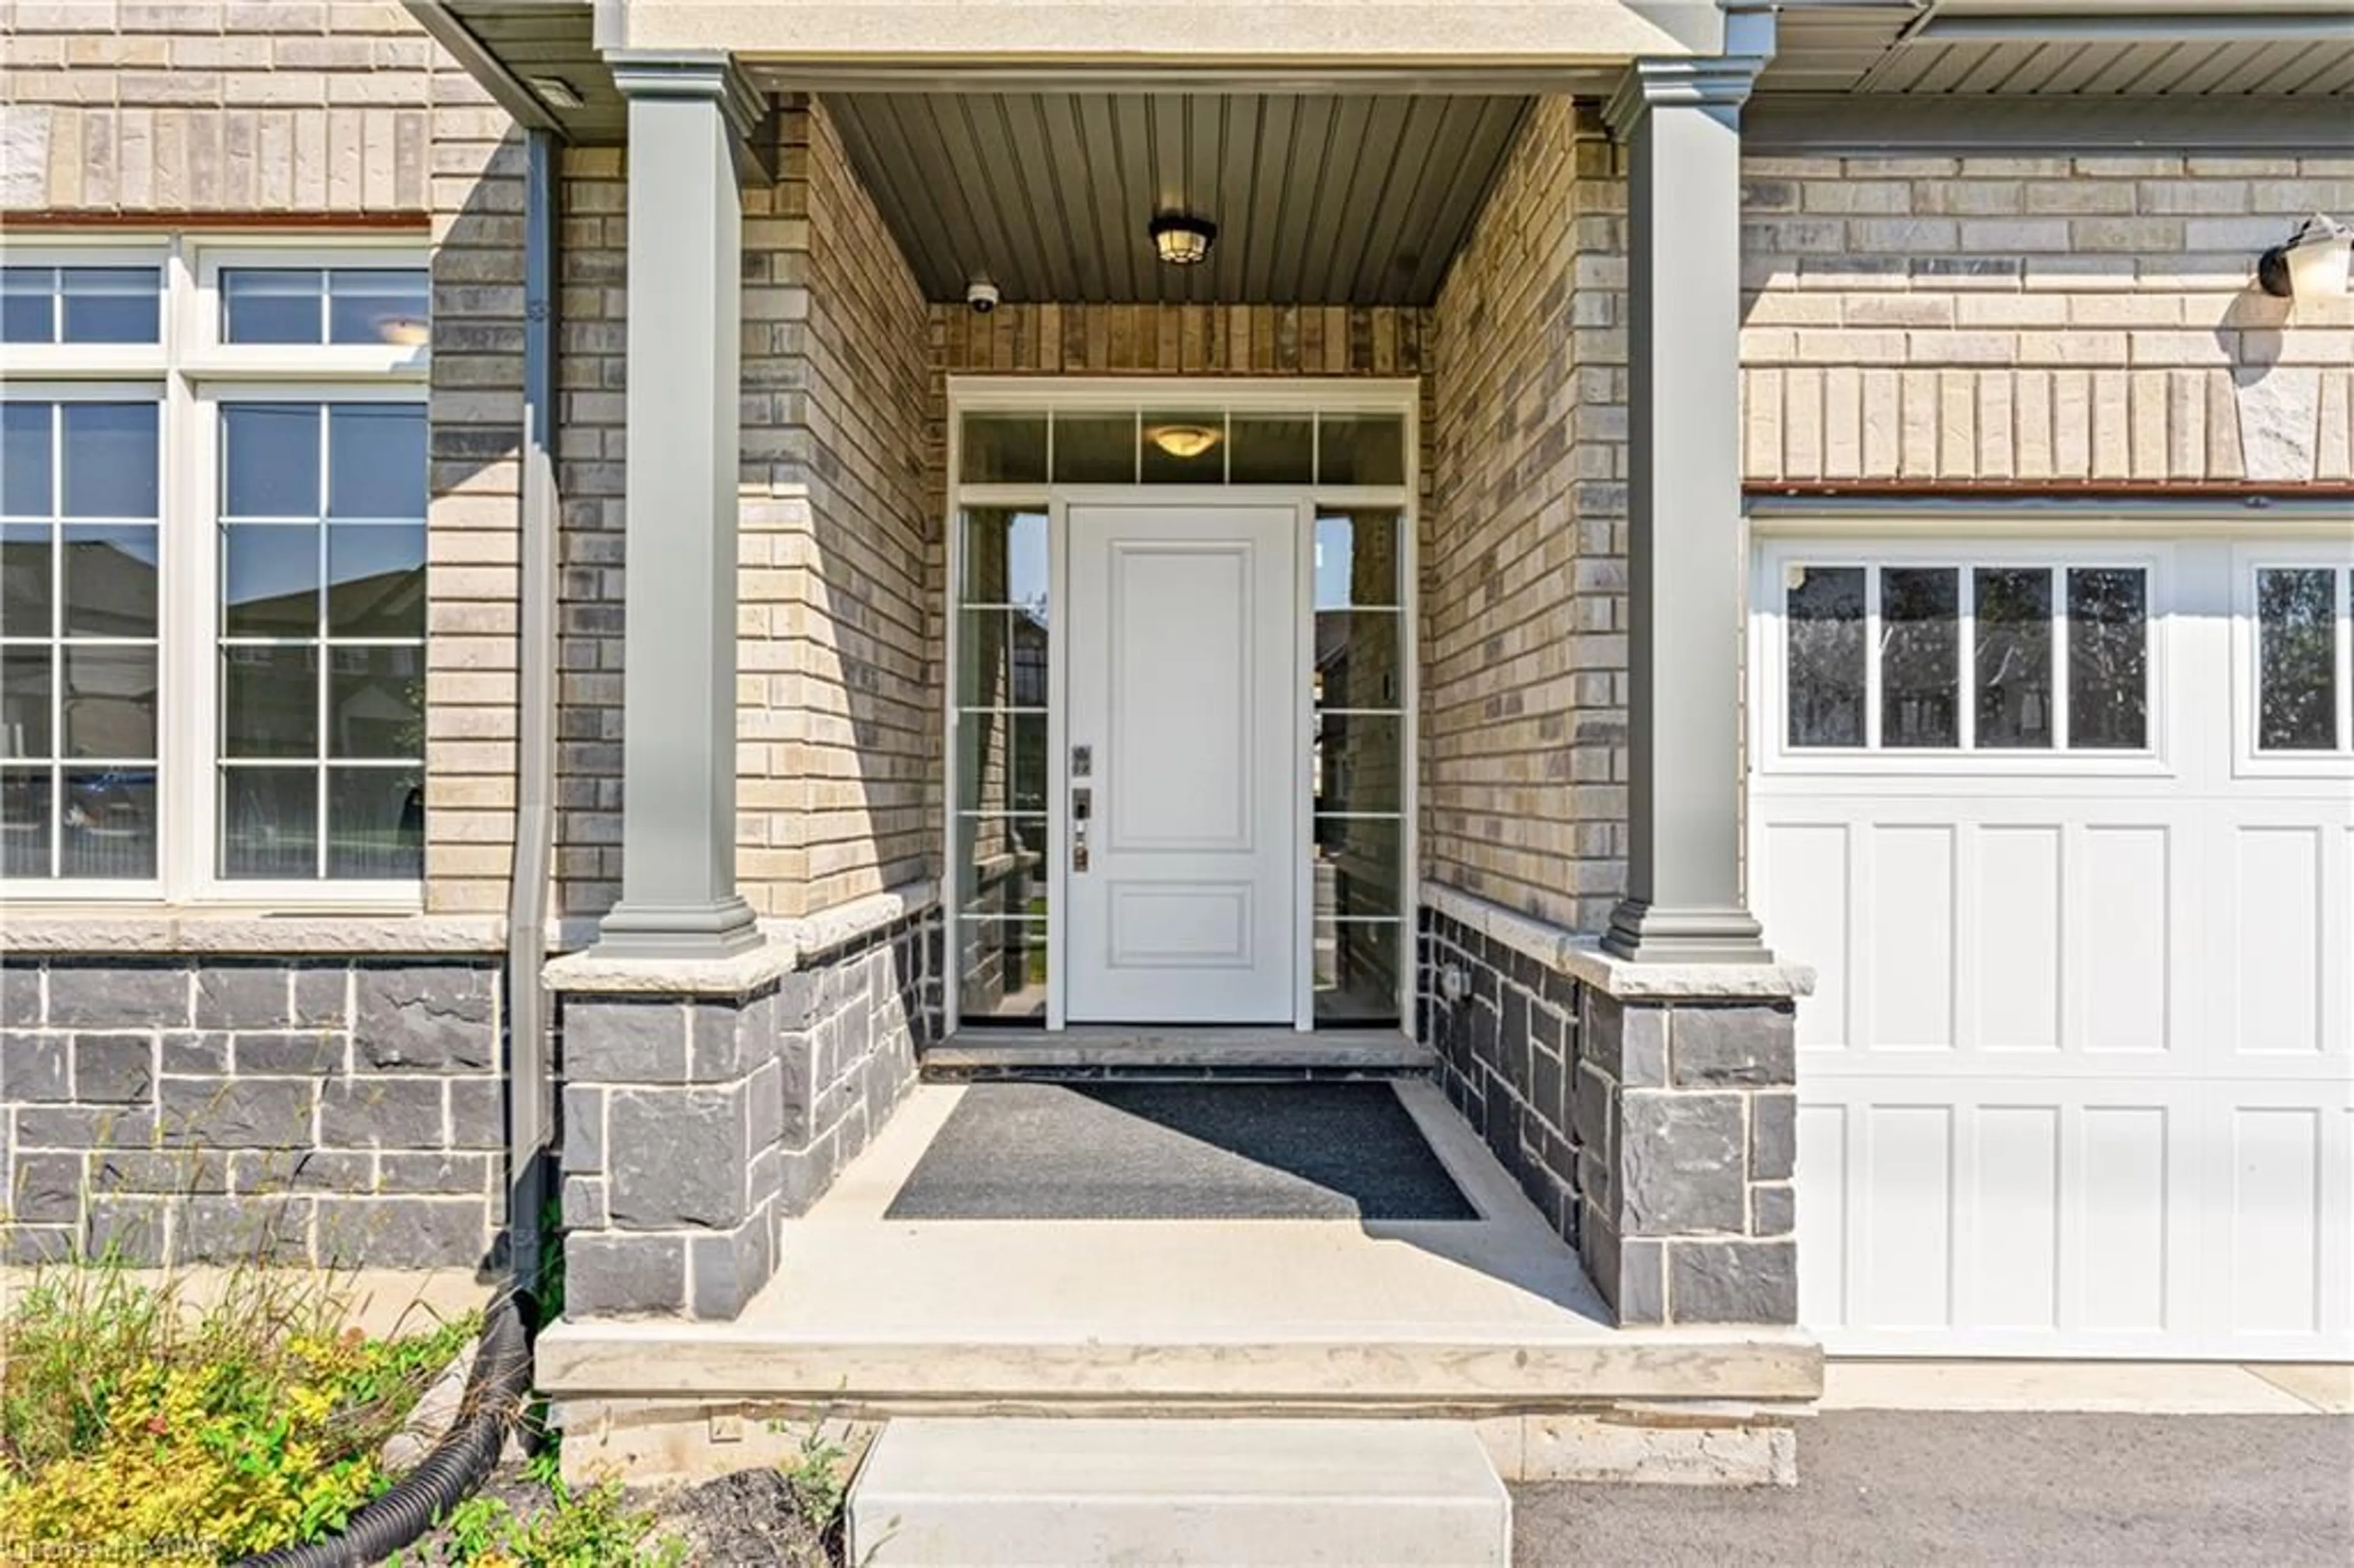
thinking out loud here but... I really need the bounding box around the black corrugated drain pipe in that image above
[235,1289,535,1568]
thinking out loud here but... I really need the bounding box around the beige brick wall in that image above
[741,98,932,919]
[1740,154,2354,485]
[2,1,526,918]
[1425,97,1628,934]
[1,1,449,214]
[549,145,627,918]
[544,101,933,923]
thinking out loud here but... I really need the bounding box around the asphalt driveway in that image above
[1515,1411,2354,1567]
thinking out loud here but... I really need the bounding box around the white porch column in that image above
[595,53,763,958]
[1601,29,1775,965]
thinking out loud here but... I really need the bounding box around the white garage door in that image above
[1751,533,2353,1360]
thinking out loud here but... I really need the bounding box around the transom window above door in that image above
[959,404,1406,487]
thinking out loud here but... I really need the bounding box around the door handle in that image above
[1072,785,1091,873]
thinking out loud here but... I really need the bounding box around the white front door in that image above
[1065,503,1298,1023]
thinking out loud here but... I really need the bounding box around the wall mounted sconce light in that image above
[2258,213,2351,302]
[1149,212,1217,267]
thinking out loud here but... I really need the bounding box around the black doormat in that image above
[884,1081,1478,1222]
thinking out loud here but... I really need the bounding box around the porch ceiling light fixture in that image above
[1149,211,1217,267]
[374,314,430,347]
[2257,213,2352,302]
[1148,422,1221,460]
[525,75,586,110]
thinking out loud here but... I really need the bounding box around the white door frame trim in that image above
[943,375,1421,1035]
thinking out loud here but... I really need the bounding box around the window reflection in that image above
[2,398,161,880]
[1880,568,1960,749]
[2066,568,2147,751]
[2257,568,2340,752]
[1787,566,1866,748]
[1975,568,2053,749]
[216,400,424,880]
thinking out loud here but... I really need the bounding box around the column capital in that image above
[1602,53,1770,139]
[604,48,767,143]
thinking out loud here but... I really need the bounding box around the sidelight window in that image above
[1312,509,1406,1026]
[953,506,1052,1022]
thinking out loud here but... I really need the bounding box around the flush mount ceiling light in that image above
[1148,423,1221,460]
[525,75,586,110]
[2258,212,2352,302]
[1149,212,1217,267]
[373,314,430,346]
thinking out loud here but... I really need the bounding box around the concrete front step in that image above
[847,1417,1510,1567]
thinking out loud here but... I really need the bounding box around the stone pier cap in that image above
[1423,883,1814,1003]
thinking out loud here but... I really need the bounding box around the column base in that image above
[592,896,762,961]
[1602,899,1772,964]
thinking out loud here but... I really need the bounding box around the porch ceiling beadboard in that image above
[827,93,1533,306]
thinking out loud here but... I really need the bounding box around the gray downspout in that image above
[506,125,561,1294]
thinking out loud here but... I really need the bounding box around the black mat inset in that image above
[885,1082,1477,1222]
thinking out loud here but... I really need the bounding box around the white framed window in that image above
[0,236,429,904]
[1755,541,2167,775]
[2234,549,2354,774]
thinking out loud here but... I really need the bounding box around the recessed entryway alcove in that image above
[947,381,1418,1035]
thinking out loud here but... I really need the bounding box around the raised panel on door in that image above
[1796,1102,1851,1332]
[2078,824,2173,1056]
[1762,816,1853,1052]
[2076,1102,2175,1339]
[1970,1103,2062,1333]
[2230,825,2325,1058]
[1065,505,1296,1023]
[1973,824,2063,1052]
[2224,1105,2323,1338]
[1867,824,1957,1051]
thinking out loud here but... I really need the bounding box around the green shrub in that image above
[405,1477,685,1568]
[0,1258,480,1558]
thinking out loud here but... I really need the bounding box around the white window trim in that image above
[0,242,173,380]
[1752,538,2174,780]
[1,236,430,909]
[942,376,1422,1034]
[0,379,168,899]
[189,240,430,382]
[2233,544,2354,779]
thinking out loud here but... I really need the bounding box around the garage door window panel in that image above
[2065,569,2149,752]
[1880,568,1960,749]
[2256,567,2344,753]
[1974,568,2054,750]
[1778,557,2151,761]
[1787,566,1867,748]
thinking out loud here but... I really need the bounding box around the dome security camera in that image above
[966,280,1000,314]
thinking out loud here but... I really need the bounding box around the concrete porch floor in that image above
[536,1080,1821,1421]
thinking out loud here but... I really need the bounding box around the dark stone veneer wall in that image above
[554,908,942,1320]
[0,957,505,1269]
[1419,907,1799,1328]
